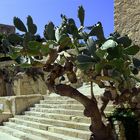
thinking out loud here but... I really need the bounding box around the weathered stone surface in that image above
[0,24,15,35]
[0,113,13,124]
[0,94,43,115]
[0,92,135,140]
[114,0,140,46]
[0,97,12,113]
[0,131,20,140]
[115,2,140,137]
[0,61,17,96]
[13,73,48,95]
[13,94,43,115]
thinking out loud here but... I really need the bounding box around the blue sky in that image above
[0,0,114,37]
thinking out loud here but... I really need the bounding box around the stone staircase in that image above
[0,85,113,140]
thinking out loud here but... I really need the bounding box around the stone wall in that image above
[0,94,43,124]
[0,113,13,124]
[0,24,15,35]
[114,0,140,45]
[13,73,48,96]
[114,1,140,138]
[0,94,43,115]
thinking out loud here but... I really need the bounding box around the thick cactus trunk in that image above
[54,84,115,140]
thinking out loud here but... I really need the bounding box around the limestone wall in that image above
[0,94,43,115]
[0,24,15,35]
[114,3,140,137]
[0,113,13,124]
[114,0,140,45]
[13,73,48,96]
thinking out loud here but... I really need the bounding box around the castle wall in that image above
[114,0,140,45]
[0,24,15,35]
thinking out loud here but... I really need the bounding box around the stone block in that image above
[0,113,13,124]
[13,73,48,96]
[0,24,15,35]
[0,94,43,115]
[114,0,140,47]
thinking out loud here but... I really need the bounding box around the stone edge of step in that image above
[4,122,85,140]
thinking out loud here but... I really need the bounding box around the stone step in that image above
[48,126,91,140]
[30,106,113,116]
[0,126,47,140]
[4,122,84,140]
[29,107,84,116]
[40,99,80,104]
[6,118,53,131]
[9,116,89,131]
[44,95,74,100]
[41,98,113,106]
[0,85,113,140]
[35,103,114,112]
[0,131,20,140]
[44,94,99,100]
[35,103,85,110]
[24,111,90,123]
[5,118,90,140]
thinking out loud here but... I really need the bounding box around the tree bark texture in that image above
[54,84,115,140]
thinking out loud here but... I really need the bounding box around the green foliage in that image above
[0,34,12,57]
[133,58,140,69]
[13,16,37,34]
[27,16,37,34]
[0,109,3,114]
[108,108,139,140]
[13,17,27,32]
[109,108,135,119]
[58,35,72,49]
[0,8,139,140]
[44,22,55,40]
[55,25,72,49]
[19,63,32,68]
[100,39,117,50]
[77,62,93,71]
[95,63,103,73]
[28,41,41,55]
[116,36,132,47]
[67,18,78,37]
[7,34,23,45]
[76,28,140,93]
[123,45,139,55]
[55,27,62,42]
[77,54,95,63]
[88,22,105,42]
[9,46,22,60]
[78,6,85,26]
[95,49,107,59]
[87,38,96,56]
[77,54,96,70]
[1,6,140,110]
